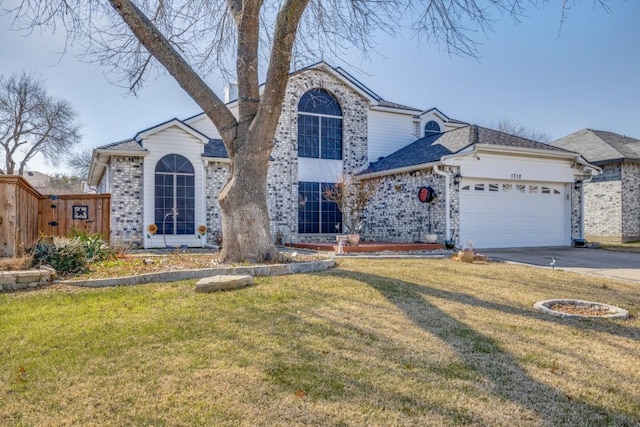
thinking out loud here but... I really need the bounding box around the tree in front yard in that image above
[0,71,80,176]
[324,175,378,235]
[4,1,608,263]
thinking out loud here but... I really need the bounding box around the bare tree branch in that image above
[490,118,551,143]
[0,71,80,175]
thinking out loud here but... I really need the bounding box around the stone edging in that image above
[57,259,336,288]
[1,267,55,292]
[533,299,629,319]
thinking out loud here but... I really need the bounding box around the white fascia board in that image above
[475,144,580,160]
[369,105,422,116]
[420,108,450,121]
[305,62,380,104]
[358,161,440,179]
[203,156,231,164]
[576,155,602,175]
[135,119,209,144]
[94,149,149,157]
[87,151,107,187]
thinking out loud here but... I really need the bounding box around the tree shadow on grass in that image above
[324,269,639,425]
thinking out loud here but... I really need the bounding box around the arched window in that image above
[154,154,195,235]
[424,120,441,136]
[297,89,343,160]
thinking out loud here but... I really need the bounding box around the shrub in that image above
[69,230,115,262]
[32,237,89,275]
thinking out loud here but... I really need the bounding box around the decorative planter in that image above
[424,234,438,243]
[573,239,586,248]
[444,240,456,250]
[348,234,360,246]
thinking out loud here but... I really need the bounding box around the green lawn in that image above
[1,258,639,426]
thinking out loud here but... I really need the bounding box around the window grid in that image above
[298,181,342,234]
[297,89,343,160]
[155,154,195,235]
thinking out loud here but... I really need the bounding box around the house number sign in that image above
[510,173,522,179]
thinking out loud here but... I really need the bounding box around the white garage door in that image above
[459,180,570,249]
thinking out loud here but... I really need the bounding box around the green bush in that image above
[32,237,89,275]
[70,230,115,262]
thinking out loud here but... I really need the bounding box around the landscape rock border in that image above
[58,259,335,288]
[534,299,629,319]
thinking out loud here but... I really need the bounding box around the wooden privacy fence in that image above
[0,176,110,257]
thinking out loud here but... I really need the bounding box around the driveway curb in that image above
[57,259,336,288]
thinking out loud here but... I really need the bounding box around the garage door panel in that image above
[459,180,569,249]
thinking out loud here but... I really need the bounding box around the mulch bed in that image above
[549,303,613,316]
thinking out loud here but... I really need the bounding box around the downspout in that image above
[432,148,477,242]
[432,164,450,241]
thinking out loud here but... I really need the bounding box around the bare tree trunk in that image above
[219,145,276,263]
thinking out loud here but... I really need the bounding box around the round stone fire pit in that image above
[534,299,629,319]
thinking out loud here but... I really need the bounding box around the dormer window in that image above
[424,120,441,136]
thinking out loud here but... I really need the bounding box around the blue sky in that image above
[1,1,639,174]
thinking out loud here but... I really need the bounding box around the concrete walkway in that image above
[482,247,640,283]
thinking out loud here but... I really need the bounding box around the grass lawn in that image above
[602,241,640,254]
[1,258,639,426]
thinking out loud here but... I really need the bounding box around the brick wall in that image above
[364,166,459,243]
[582,162,640,243]
[109,156,144,248]
[583,163,622,242]
[267,68,369,244]
[204,163,229,245]
[621,163,640,242]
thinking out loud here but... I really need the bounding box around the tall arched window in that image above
[155,154,195,235]
[297,89,343,160]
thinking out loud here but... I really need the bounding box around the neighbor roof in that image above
[362,125,575,175]
[551,129,640,165]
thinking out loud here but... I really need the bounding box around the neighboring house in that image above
[551,129,640,243]
[88,62,596,249]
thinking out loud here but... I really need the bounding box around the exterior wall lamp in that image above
[574,179,583,190]
[453,173,462,186]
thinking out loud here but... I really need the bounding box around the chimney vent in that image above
[224,83,238,103]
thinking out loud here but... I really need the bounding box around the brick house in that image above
[88,62,597,249]
[551,129,640,243]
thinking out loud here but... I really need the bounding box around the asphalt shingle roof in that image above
[551,129,640,164]
[97,139,146,152]
[363,125,574,175]
[203,139,228,158]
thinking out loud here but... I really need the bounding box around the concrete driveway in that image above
[482,247,640,283]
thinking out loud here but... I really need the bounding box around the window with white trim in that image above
[154,154,195,235]
[297,89,343,160]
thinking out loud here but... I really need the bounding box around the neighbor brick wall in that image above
[621,163,640,242]
[582,162,640,243]
[583,163,622,242]
[108,156,144,248]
